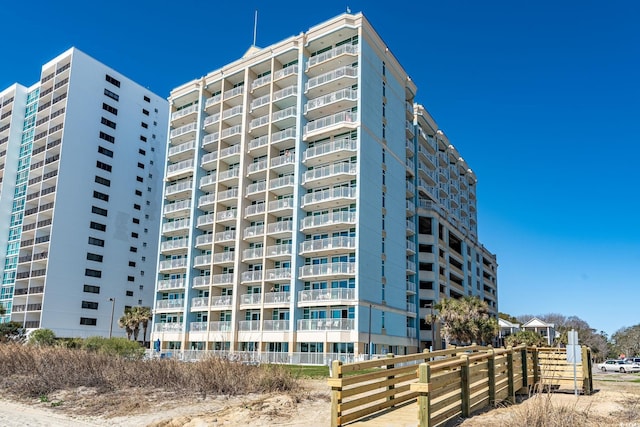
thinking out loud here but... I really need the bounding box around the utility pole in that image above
[108,297,115,338]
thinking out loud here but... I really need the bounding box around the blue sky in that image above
[2,1,638,338]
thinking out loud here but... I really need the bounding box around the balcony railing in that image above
[195,233,213,246]
[300,211,356,230]
[271,106,296,122]
[171,104,198,121]
[299,288,355,303]
[302,162,356,184]
[266,221,293,234]
[165,180,193,196]
[170,122,197,139]
[193,254,212,266]
[248,135,268,150]
[223,86,244,99]
[198,193,216,207]
[205,93,221,108]
[307,44,358,68]
[263,319,290,331]
[298,262,355,278]
[246,181,267,194]
[244,224,264,238]
[305,66,358,92]
[157,278,186,290]
[304,88,357,114]
[269,175,295,190]
[160,238,189,252]
[214,230,236,242]
[216,209,237,222]
[239,293,262,304]
[299,236,356,253]
[156,299,185,309]
[166,159,194,176]
[154,322,183,332]
[159,258,188,270]
[245,203,266,217]
[222,105,243,120]
[250,94,270,111]
[247,159,268,174]
[168,140,196,157]
[162,219,190,233]
[265,244,292,257]
[264,292,291,305]
[268,198,294,211]
[304,111,357,136]
[199,174,217,188]
[271,127,296,144]
[212,273,234,285]
[251,74,271,90]
[242,246,264,260]
[302,137,357,162]
[213,251,235,263]
[241,270,263,282]
[301,187,356,207]
[210,296,232,307]
[238,320,261,331]
[264,267,291,280]
[274,64,298,80]
[273,85,298,102]
[297,318,354,330]
[191,297,209,308]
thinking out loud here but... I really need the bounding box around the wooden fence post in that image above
[581,346,592,395]
[330,359,342,427]
[387,353,395,405]
[507,346,515,403]
[487,348,496,406]
[417,362,431,427]
[532,345,540,387]
[461,354,471,418]
[521,347,528,389]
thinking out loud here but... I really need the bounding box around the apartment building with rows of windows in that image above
[151,12,497,358]
[0,48,168,338]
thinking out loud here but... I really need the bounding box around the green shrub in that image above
[82,337,145,359]
[28,329,57,347]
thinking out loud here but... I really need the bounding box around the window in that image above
[141,122,148,128]
[128,261,136,267]
[130,246,137,253]
[105,74,121,87]
[88,237,105,247]
[85,268,102,278]
[140,135,147,142]
[132,218,140,224]
[93,190,109,202]
[80,317,97,326]
[101,117,116,129]
[98,146,113,158]
[102,103,118,115]
[135,190,142,196]
[99,131,115,143]
[83,284,100,294]
[104,88,119,101]
[91,206,108,217]
[95,176,111,187]
[131,232,138,238]
[142,109,149,116]
[143,95,150,103]
[126,290,134,297]
[133,204,141,210]
[136,176,143,182]
[137,162,144,169]
[89,221,106,232]
[86,253,103,262]
[96,160,112,172]
[127,276,135,282]
[139,149,146,155]
[82,301,99,310]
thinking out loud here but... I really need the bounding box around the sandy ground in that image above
[1,371,639,426]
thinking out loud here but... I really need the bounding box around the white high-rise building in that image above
[152,12,497,358]
[0,48,168,338]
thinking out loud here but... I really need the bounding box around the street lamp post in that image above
[108,297,115,339]
[425,303,435,352]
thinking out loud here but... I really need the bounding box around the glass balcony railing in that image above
[300,211,356,230]
[154,322,183,332]
[223,86,244,99]
[272,85,298,102]
[302,137,357,162]
[304,111,357,136]
[216,209,237,221]
[298,288,355,303]
[263,319,290,331]
[271,127,296,144]
[246,181,267,194]
[299,236,355,253]
[162,219,190,233]
[302,162,355,184]
[247,159,268,174]
[217,187,239,200]
[157,278,186,290]
[214,230,236,242]
[271,106,296,122]
[305,66,357,92]
[203,113,220,127]
[241,271,263,282]
[244,224,264,238]
[168,140,196,157]
[268,198,294,211]
[245,203,266,216]
[297,318,354,331]
[265,243,292,257]
[156,299,185,309]
[274,64,298,80]
[248,135,269,150]
[196,213,214,227]
[238,320,261,331]
[299,262,355,278]
[193,254,212,266]
[250,94,270,111]
[213,251,235,263]
[210,296,232,307]
[301,187,356,207]
[222,105,243,120]
[251,74,272,90]
[307,44,358,68]
[160,237,189,252]
[159,258,188,270]
[242,246,264,260]
[170,122,197,139]
[191,297,209,308]
[264,267,291,280]
[163,199,191,215]
[171,104,198,121]
[165,180,193,196]
[304,88,357,114]
[269,175,295,190]
[198,193,216,207]
[266,221,293,234]
[212,273,234,285]
[249,114,269,130]
[166,159,194,176]
[205,93,221,108]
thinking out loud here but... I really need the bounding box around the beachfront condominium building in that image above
[151,12,497,359]
[0,48,168,338]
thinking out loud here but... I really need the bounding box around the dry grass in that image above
[0,344,300,400]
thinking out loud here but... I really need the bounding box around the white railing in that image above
[238,320,261,331]
[265,244,291,257]
[216,209,237,222]
[241,270,263,282]
[192,276,211,287]
[212,273,234,285]
[193,254,212,266]
[221,125,242,139]
[249,114,269,130]
[170,122,197,138]
[218,168,239,181]
[267,221,293,234]
[299,236,355,253]
[243,224,264,238]
[203,113,220,127]
[297,318,354,330]
[300,211,356,230]
[191,297,209,308]
[222,105,243,120]
[245,203,266,216]
[214,230,236,242]
[223,86,244,99]
[406,281,416,293]
[304,111,357,135]
[171,104,198,121]
[199,174,217,188]
[162,219,190,233]
[156,299,185,309]
[301,187,356,207]
[196,213,214,227]
[271,106,296,122]
[251,74,271,90]
[298,288,355,302]
[273,85,298,102]
[210,296,232,307]
[298,262,355,277]
[195,234,213,246]
[198,193,216,207]
[166,158,194,176]
[270,152,295,168]
[165,180,193,196]
[246,181,267,194]
[247,159,268,174]
[201,151,218,166]
[304,88,357,114]
[302,162,355,184]
[217,188,239,200]
[157,278,186,290]
[164,199,191,215]
[213,251,235,263]
[160,238,188,252]
[202,132,219,147]
[307,44,358,68]
[239,293,262,305]
[263,319,290,330]
[242,246,264,260]
[302,137,357,162]
[274,64,298,80]
[154,322,183,332]
[305,66,358,92]
[264,292,291,305]
[268,198,294,211]
[407,260,416,272]
[168,140,195,157]
[220,144,241,158]
[250,94,270,111]
[159,258,188,270]
[205,94,221,108]
[248,135,269,150]
[269,175,294,189]
[264,267,291,280]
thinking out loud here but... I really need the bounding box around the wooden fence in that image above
[328,345,592,427]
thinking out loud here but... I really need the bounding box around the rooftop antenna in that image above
[253,10,258,46]
[346,6,351,13]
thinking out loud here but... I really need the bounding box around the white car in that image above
[598,359,640,373]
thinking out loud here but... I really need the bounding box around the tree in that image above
[429,296,498,346]
[499,312,519,324]
[118,310,136,340]
[0,304,6,316]
[0,322,26,343]
[118,306,152,343]
[28,328,57,346]
[612,324,640,359]
[131,306,152,345]
[505,330,546,347]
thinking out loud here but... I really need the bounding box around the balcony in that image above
[268,198,294,213]
[271,106,296,129]
[198,193,216,209]
[192,276,211,288]
[243,224,264,240]
[202,132,219,150]
[223,85,244,102]
[158,258,188,272]
[265,244,292,260]
[194,233,213,248]
[306,44,359,74]
[201,151,218,170]
[162,219,190,235]
[264,267,291,281]
[406,220,416,236]
[212,273,234,286]
[270,152,295,174]
[297,318,354,331]
[248,135,268,153]
[406,239,416,254]
[210,295,232,308]
[154,322,183,333]
[271,127,296,149]
[305,66,358,97]
[251,74,271,91]
[272,85,298,109]
[299,236,355,256]
[160,238,189,254]
[246,159,268,175]
[191,297,210,310]
[241,271,263,283]
[205,93,222,109]
[273,64,298,84]
[242,246,264,261]
[298,288,355,304]
[249,114,269,132]
[268,175,295,196]
[300,187,356,210]
[302,162,356,188]
[170,122,197,143]
[245,202,266,218]
[298,262,355,279]
[168,139,196,162]
[217,188,239,205]
[196,213,214,229]
[300,211,356,233]
[303,111,357,140]
[165,180,193,200]
[222,105,243,124]
[156,299,185,310]
[246,181,267,197]
[216,209,238,224]
[238,320,261,331]
[199,174,217,192]
[219,144,241,165]
[250,94,270,112]
[267,221,293,237]
[171,104,198,123]
[157,278,186,291]
[213,251,235,264]
[166,158,194,180]
[214,229,236,243]
[304,88,358,120]
[193,254,212,267]
[302,137,357,166]
[220,125,242,143]
[263,319,290,330]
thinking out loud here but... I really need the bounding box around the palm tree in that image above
[118,311,136,340]
[133,306,152,346]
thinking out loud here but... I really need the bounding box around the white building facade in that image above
[0,48,168,338]
[152,12,497,358]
